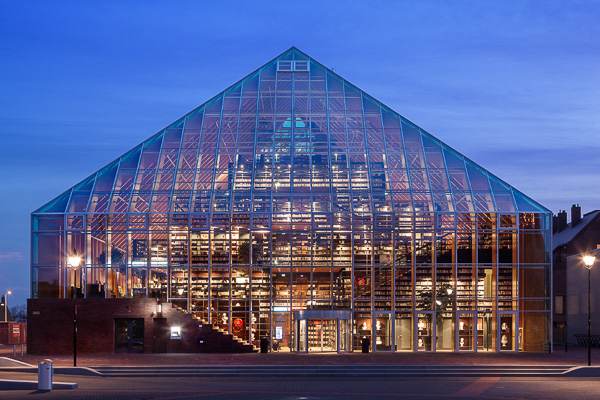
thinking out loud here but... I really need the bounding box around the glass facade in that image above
[31,48,552,352]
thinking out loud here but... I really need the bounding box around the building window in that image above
[277,60,310,72]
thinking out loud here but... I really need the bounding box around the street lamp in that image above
[583,251,596,367]
[69,250,82,367]
[2,290,12,322]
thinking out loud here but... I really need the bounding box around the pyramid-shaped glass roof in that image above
[34,47,549,215]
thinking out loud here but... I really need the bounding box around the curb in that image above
[90,364,577,378]
[0,379,78,390]
[0,366,102,376]
[562,366,600,377]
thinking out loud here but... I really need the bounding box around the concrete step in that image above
[91,364,578,378]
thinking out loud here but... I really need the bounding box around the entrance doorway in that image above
[478,312,496,351]
[293,310,352,353]
[115,318,144,353]
[308,319,336,352]
[395,313,413,351]
[374,312,393,351]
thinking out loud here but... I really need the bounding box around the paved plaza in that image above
[2,345,600,399]
[1,344,598,367]
[1,371,600,400]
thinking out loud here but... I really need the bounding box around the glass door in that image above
[416,312,434,351]
[374,312,393,352]
[499,312,517,351]
[307,319,337,352]
[338,318,351,353]
[296,319,307,352]
[478,312,496,352]
[395,313,413,351]
[436,312,454,351]
[457,312,476,351]
[308,319,321,351]
[115,318,144,353]
[321,319,337,351]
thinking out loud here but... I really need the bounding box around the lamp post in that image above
[583,251,596,367]
[3,290,12,322]
[68,250,82,367]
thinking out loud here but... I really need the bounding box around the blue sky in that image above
[1,1,599,306]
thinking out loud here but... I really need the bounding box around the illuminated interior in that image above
[31,48,551,352]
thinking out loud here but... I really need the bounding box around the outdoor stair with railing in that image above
[168,303,258,353]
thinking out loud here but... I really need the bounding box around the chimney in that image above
[552,214,558,233]
[557,210,567,232]
[571,204,582,227]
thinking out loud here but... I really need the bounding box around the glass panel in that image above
[32,267,62,298]
[191,267,209,298]
[395,313,413,351]
[210,301,229,333]
[374,313,392,351]
[458,313,475,351]
[478,312,496,351]
[128,268,148,297]
[417,313,433,351]
[499,313,516,351]
[436,312,454,351]
[232,312,249,342]
[272,311,290,352]
[339,319,351,352]
[320,319,337,351]
[149,268,167,300]
[87,267,106,298]
[298,319,307,352]
[251,307,269,349]
[355,312,372,351]
[107,258,126,299]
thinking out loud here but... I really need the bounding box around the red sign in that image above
[234,318,243,327]
[0,322,26,345]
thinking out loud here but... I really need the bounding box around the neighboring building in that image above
[0,302,12,322]
[29,48,552,354]
[552,206,600,344]
[566,248,600,346]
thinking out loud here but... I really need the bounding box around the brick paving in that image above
[2,372,600,400]
[1,344,596,367]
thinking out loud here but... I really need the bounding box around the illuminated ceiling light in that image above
[68,250,81,269]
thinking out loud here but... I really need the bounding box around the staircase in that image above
[167,303,257,353]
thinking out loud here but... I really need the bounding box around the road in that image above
[1,372,599,399]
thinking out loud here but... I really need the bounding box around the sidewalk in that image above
[1,344,596,367]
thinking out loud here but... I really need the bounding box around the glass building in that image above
[31,48,551,353]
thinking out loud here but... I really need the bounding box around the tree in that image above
[97,246,126,272]
[10,304,26,322]
[237,241,263,264]
[416,282,454,324]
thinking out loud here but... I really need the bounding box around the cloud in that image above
[0,252,25,263]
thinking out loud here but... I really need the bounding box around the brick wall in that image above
[27,298,254,354]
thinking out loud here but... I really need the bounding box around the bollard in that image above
[361,338,370,353]
[38,359,53,391]
[260,338,269,353]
